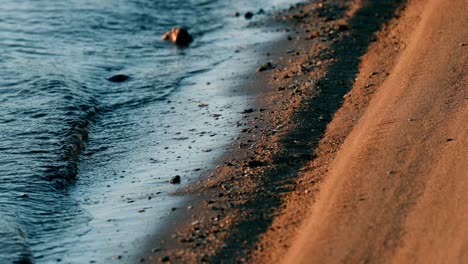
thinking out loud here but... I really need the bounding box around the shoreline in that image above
[140,0,467,262]
[144,1,406,263]
[141,0,402,261]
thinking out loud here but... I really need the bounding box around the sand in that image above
[144,0,467,262]
[282,0,468,262]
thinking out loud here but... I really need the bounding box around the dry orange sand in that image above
[283,0,468,263]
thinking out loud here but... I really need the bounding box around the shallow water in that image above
[0,0,301,263]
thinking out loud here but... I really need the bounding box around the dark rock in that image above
[170,175,181,184]
[232,11,240,17]
[247,160,264,168]
[162,27,193,46]
[242,108,254,114]
[244,12,254,19]
[257,9,265,14]
[334,24,349,31]
[107,74,129,83]
[161,256,170,262]
[19,193,29,198]
[257,62,275,72]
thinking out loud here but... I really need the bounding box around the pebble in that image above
[334,24,349,31]
[170,175,181,184]
[247,160,264,168]
[19,193,29,198]
[107,74,130,83]
[244,12,254,19]
[257,62,275,72]
[162,27,193,46]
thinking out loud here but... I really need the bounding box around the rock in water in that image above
[162,28,193,46]
[244,12,254,19]
[107,74,130,83]
[170,175,181,184]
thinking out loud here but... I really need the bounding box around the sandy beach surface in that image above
[144,0,467,262]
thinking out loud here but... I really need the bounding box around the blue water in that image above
[0,0,301,263]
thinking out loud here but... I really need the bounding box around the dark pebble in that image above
[170,175,181,184]
[244,12,254,19]
[257,62,275,72]
[107,74,130,83]
[334,24,349,31]
[247,160,264,168]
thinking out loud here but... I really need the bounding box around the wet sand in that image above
[141,0,467,262]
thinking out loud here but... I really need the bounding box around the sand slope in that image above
[284,0,468,263]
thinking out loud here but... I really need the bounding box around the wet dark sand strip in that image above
[140,0,407,262]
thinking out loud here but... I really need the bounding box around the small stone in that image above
[244,12,254,19]
[242,108,254,114]
[170,175,181,184]
[107,74,130,83]
[247,160,264,168]
[19,193,29,198]
[161,256,170,262]
[232,11,240,17]
[387,170,395,175]
[257,62,275,72]
[334,24,349,31]
[162,27,193,46]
